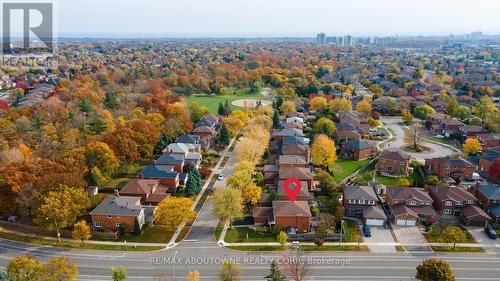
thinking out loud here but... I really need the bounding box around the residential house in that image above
[285,116,305,127]
[191,126,216,139]
[282,136,310,145]
[386,186,436,226]
[281,144,310,162]
[175,134,201,144]
[278,167,316,191]
[476,133,500,149]
[425,156,476,181]
[276,180,313,201]
[278,155,308,168]
[119,179,171,205]
[477,147,500,176]
[138,165,182,191]
[90,196,145,233]
[163,143,202,169]
[155,154,185,173]
[428,186,490,225]
[252,201,311,232]
[375,150,411,176]
[459,125,488,138]
[471,183,500,224]
[273,128,304,142]
[343,185,387,226]
[339,140,375,160]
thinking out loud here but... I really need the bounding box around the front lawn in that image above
[226,245,369,252]
[495,227,500,237]
[431,246,484,252]
[224,227,276,243]
[424,223,476,243]
[342,220,362,242]
[332,158,371,183]
[107,225,174,243]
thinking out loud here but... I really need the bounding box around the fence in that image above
[287,232,341,241]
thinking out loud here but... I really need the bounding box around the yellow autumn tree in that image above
[463,138,482,155]
[280,101,296,114]
[310,96,328,112]
[155,197,196,231]
[311,134,337,168]
[18,143,32,162]
[355,97,372,116]
[241,183,262,206]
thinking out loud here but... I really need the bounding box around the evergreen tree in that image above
[185,166,201,196]
[275,96,283,110]
[133,219,141,235]
[79,98,94,113]
[219,124,230,145]
[104,92,119,109]
[265,261,286,281]
[272,110,280,128]
[153,133,169,154]
[218,102,225,116]
[224,99,231,115]
[89,116,108,134]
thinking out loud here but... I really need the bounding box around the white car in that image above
[370,128,378,132]
[217,174,225,181]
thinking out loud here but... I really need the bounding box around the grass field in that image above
[342,220,362,242]
[332,158,371,183]
[224,227,276,243]
[184,91,269,114]
[226,245,369,251]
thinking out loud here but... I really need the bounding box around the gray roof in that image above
[139,165,178,179]
[156,154,184,165]
[343,185,378,201]
[478,184,500,200]
[90,196,143,216]
[362,205,387,220]
[282,136,310,145]
[279,155,307,165]
[175,134,200,144]
[342,139,373,150]
[488,205,500,217]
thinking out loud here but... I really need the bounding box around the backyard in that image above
[184,90,271,114]
[332,158,371,183]
[354,164,425,187]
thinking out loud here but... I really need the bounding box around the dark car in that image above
[485,227,498,240]
[363,225,371,237]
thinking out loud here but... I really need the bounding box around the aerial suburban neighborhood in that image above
[0,1,499,280]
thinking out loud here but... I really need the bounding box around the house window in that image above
[445,201,452,206]
[359,199,366,204]
[348,199,356,204]
[387,166,393,172]
[381,159,385,162]
[466,200,474,204]
[368,200,375,205]
[400,161,404,165]
[425,201,431,205]
[107,214,112,218]
[94,222,102,228]
[409,201,416,206]
[116,223,122,228]
[455,201,462,206]
[443,209,451,214]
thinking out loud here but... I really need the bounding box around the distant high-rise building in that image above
[344,35,352,46]
[317,32,326,44]
[470,32,483,40]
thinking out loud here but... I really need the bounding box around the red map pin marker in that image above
[283,177,302,203]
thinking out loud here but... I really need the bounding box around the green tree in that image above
[103,92,119,109]
[72,220,92,246]
[413,105,436,120]
[41,257,78,281]
[452,105,471,121]
[219,124,230,145]
[185,166,202,196]
[218,102,225,116]
[416,258,455,281]
[265,261,286,281]
[0,271,12,281]
[441,226,467,249]
[314,117,336,135]
[212,188,244,228]
[34,186,91,231]
[425,175,442,186]
[219,261,240,281]
[78,98,93,113]
[153,133,169,154]
[272,110,280,128]
[278,231,288,246]
[188,102,209,123]
[7,256,43,281]
[110,267,127,281]
[88,116,108,135]
[445,97,458,116]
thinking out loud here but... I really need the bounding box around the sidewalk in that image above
[222,241,497,248]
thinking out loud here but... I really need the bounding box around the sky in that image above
[57,0,500,38]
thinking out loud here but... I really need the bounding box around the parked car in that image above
[217,174,225,181]
[485,226,498,240]
[371,132,386,137]
[363,225,371,237]
[370,128,378,132]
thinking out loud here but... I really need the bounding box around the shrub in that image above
[310,207,320,217]
[314,238,324,247]
[255,226,270,234]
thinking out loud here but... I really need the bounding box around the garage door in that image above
[366,219,384,226]
[396,219,416,226]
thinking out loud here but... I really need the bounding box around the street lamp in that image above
[339,218,344,247]
[46,217,61,243]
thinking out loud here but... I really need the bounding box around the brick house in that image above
[191,126,216,138]
[281,144,310,162]
[273,128,304,142]
[278,155,308,169]
[138,165,181,191]
[343,185,387,226]
[428,186,478,217]
[476,134,500,149]
[339,140,375,160]
[461,205,492,226]
[385,186,436,226]
[119,179,171,205]
[425,156,476,181]
[252,201,311,232]
[375,151,411,176]
[155,154,185,173]
[459,125,488,138]
[90,196,145,233]
[471,183,500,224]
[478,147,500,176]
[276,180,312,201]
[278,167,316,191]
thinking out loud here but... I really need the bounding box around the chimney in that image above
[114,189,119,197]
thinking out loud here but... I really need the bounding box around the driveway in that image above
[393,225,433,253]
[465,226,500,253]
[359,225,397,253]
[380,117,458,162]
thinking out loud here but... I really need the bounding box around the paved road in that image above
[380,117,458,162]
